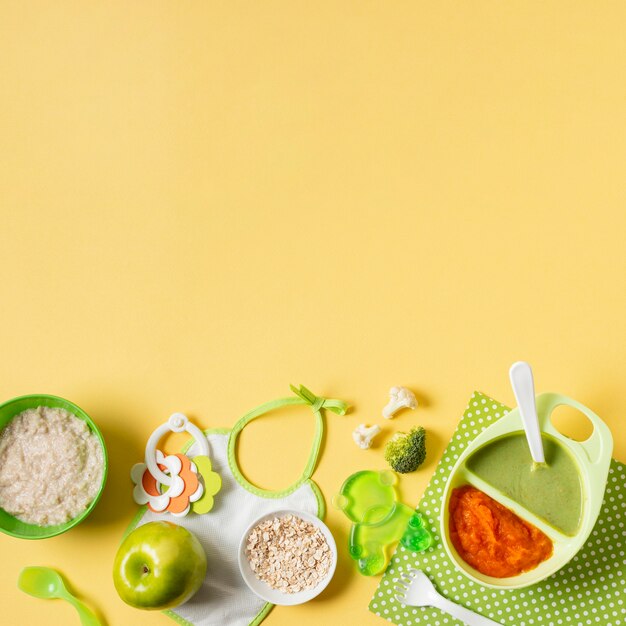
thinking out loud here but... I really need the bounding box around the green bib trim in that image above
[227,385,348,500]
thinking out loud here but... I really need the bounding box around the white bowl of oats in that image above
[238,509,337,606]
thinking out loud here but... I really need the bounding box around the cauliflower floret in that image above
[352,424,382,449]
[382,386,417,419]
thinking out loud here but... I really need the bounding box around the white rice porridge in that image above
[0,406,104,526]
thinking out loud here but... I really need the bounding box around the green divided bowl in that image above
[0,394,108,539]
[440,392,613,589]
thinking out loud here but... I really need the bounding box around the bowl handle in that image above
[536,393,613,466]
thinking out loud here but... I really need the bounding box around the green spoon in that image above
[17,567,102,626]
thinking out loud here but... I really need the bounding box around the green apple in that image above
[113,521,207,610]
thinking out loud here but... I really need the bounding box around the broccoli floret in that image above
[384,427,426,473]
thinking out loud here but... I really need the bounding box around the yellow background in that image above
[1,2,625,625]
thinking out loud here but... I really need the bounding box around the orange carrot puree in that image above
[449,485,553,578]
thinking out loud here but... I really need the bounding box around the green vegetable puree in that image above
[466,432,583,536]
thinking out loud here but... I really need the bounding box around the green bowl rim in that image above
[0,393,108,539]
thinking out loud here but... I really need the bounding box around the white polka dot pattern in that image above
[368,392,626,626]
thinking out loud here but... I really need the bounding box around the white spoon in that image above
[509,361,545,464]
[394,569,502,625]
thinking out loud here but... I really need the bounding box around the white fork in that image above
[394,569,503,626]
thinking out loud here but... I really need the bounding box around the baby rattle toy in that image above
[131,413,221,517]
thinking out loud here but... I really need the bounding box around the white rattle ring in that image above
[145,413,209,486]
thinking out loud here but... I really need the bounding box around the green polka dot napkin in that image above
[369,392,626,626]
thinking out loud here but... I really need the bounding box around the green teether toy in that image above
[333,470,432,576]
[191,455,222,514]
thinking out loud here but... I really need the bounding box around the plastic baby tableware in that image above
[509,361,545,464]
[0,394,108,540]
[334,470,432,575]
[395,569,502,626]
[18,566,102,626]
[441,392,613,589]
[131,413,221,516]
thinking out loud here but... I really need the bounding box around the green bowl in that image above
[440,393,613,589]
[0,394,108,539]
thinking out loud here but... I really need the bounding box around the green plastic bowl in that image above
[440,393,613,589]
[0,394,108,539]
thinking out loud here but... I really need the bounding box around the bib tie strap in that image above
[290,384,349,416]
[228,385,349,500]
